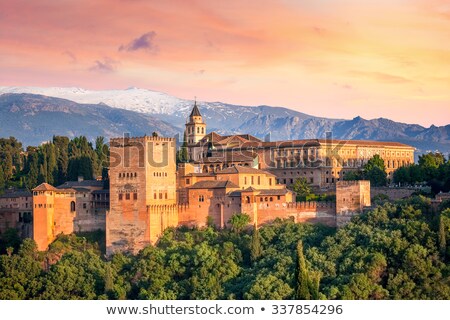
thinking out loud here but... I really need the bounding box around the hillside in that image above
[0,93,179,146]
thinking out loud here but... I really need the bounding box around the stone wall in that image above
[371,187,417,201]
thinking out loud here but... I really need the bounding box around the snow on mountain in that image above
[0,86,185,114]
[1,86,449,155]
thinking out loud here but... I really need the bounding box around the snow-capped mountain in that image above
[0,86,184,114]
[0,86,449,155]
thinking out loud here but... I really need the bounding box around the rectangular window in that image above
[126,193,130,200]
[119,194,123,201]
[269,178,272,186]
[251,176,254,184]
[258,176,260,185]
[186,178,190,185]
[277,196,281,200]
[133,193,138,200]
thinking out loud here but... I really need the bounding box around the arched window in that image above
[270,197,273,202]
[197,127,200,133]
[246,196,250,204]
[70,201,75,212]
[202,127,204,134]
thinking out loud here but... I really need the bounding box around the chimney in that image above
[78,176,84,182]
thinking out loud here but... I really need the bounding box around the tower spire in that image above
[189,98,202,117]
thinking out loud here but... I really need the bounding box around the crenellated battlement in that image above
[285,201,336,209]
[337,180,370,187]
[110,136,175,147]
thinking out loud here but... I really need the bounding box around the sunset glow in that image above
[0,0,449,126]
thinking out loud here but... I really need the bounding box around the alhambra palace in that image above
[0,103,417,255]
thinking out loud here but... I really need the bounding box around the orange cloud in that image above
[0,0,449,126]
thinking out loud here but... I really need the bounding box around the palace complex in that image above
[0,103,416,255]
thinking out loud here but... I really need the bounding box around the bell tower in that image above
[185,100,206,146]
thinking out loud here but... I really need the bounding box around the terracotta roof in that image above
[186,172,215,177]
[242,186,258,192]
[197,132,224,144]
[216,166,276,176]
[316,139,414,148]
[212,138,413,151]
[188,180,239,189]
[228,188,290,197]
[33,183,58,191]
[195,151,257,164]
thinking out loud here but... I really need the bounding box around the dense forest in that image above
[0,136,109,192]
[0,196,449,300]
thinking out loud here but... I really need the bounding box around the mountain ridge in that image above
[0,87,449,155]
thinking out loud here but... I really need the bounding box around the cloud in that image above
[349,71,412,84]
[89,57,118,73]
[333,82,353,90]
[119,31,158,53]
[62,50,77,63]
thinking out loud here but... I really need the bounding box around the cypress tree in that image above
[26,152,39,189]
[38,164,46,184]
[250,224,262,264]
[104,263,114,295]
[46,143,57,185]
[54,136,69,185]
[0,165,5,191]
[295,240,311,300]
[439,216,446,259]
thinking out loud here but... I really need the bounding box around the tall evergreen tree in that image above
[439,216,446,259]
[250,225,262,264]
[0,165,5,191]
[25,152,39,189]
[295,240,311,300]
[46,143,57,185]
[178,132,189,163]
[37,164,46,184]
[53,136,69,184]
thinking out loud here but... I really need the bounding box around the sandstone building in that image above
[1,103,416,254]
[186,106,414,188]
[31,178,108,251]
[0,190,33,239]
[106,136,178,255]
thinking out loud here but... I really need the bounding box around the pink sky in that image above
[0,0,449,126]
